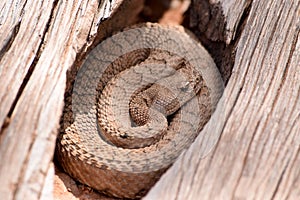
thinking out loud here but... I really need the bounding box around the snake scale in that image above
[56,23,224,199]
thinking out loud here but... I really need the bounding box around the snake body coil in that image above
[56,23,224,198]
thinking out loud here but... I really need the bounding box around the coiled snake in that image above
[56,23,224,198]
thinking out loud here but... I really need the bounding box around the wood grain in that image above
[145,0,300,199]
[0,0,143,199]
[190,0,251,44]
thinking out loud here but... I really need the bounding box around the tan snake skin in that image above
[56,23,224,199]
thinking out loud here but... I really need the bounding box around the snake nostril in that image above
[120,133,128,139]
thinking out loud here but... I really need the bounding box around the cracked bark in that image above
[0,0,299,200]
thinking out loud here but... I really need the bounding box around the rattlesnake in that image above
[56,23,224,199]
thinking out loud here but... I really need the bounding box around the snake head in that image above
[176,67,202,98]
[147,67,202,116]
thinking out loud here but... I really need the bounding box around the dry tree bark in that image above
[0,0,299,200]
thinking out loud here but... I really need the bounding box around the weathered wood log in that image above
[0,0,299,199]
[145,0,300,199]
[0,0,142,199]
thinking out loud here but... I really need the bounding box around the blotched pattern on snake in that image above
[56,23,224,199]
